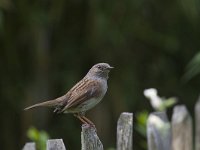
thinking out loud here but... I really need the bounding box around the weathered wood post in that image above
[47,139,66,150]
[23,112,134,150]
[81,124,103,150]
[172,105,193,150]
[147,112,171,150]
[22,142,36,150]
[195,97,200,150]
[117,112,133,150]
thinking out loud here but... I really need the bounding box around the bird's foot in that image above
[74,114,97,131]
[82,123,97,132]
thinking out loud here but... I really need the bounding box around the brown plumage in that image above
[24,63,113,127]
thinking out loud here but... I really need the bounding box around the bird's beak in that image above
[108,66,114,69]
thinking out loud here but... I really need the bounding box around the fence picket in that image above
[147,112,171,150]
[22,142,36,150]
[81,124,103,150]
[47,139,66,150]
[117,112,133,150]
[172,105,193,150]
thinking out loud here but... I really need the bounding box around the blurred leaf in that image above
[136,111,148,125]
[27,126,39,141]
[184,51,200,81]
[135,111,148,137]
[27,127,50,150]
[162,97,178,109]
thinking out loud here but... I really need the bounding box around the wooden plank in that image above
[195,97,200,150]
[81,124,103,150]
[47,139,66,150]
[172,105,193,150]
[147,112,171,150]
[22,142,36,150]
[117,112,133,150]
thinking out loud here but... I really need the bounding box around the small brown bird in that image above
[24,63,113,127]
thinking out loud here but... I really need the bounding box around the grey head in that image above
[86,63,114,79]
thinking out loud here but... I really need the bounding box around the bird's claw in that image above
[82,123,97,132]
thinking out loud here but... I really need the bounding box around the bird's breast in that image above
[80,79,107,112]
[64,78,108,113]
[79,97,102,112]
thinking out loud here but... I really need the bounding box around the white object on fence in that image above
[147,112,171,150]
[195,97,200,150]
[22,142,36,150]
[47,139,66,150]
[117,112,133,150]
[81,124,103,150]
[172,105,193,150]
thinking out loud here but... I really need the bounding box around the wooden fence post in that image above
[195,97,200,150]
[22,142,36,150]
[81,124,103,150]
[117,112,133,150]
[147,112,171,150]
[47,139,66,150]
[172,105,193,150]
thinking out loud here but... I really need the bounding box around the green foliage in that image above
[184,51,200,81]
[135,110,148,137]
[135,111,148,149]
[27,127,50,150]
[160,97,177,111]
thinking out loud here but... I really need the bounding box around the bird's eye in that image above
[97,66,102,69]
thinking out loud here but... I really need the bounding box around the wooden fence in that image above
[23,97,200,150]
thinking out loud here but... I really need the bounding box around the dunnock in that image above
[24,63,113,127]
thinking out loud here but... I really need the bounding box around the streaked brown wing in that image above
[61,79,101,112]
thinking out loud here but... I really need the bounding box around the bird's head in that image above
[87,63,114,79]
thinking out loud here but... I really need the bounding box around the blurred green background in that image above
[0,0,200,149]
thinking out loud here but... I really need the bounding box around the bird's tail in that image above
[24,96,65,111]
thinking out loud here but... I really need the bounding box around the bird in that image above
[24,63,113,127]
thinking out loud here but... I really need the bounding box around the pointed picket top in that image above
[47,139,66,150]
[117,112,133,150]
[22,142,36,150]
[81,124,103,150]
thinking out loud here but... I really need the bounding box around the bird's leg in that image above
[80,115,96,131]
[74,114,88,124]
[74,113,96,130]
[81,116,95,127]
